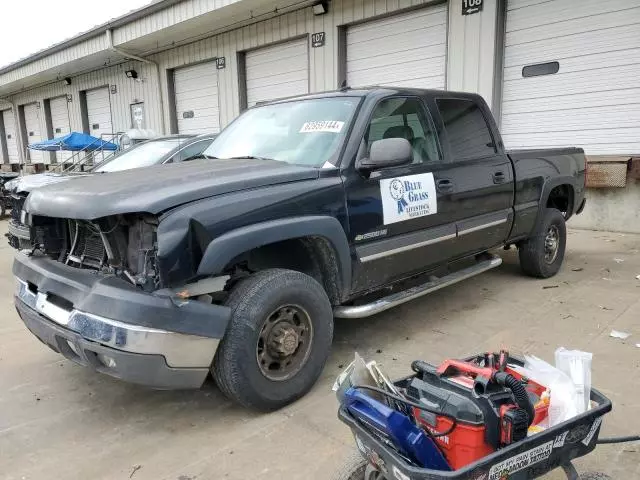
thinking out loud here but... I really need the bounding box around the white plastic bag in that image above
[555,348,592,414]
[511,355,578,427]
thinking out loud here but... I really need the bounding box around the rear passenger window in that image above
[436,98,496,161]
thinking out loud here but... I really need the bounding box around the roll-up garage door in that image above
[49,96,72,164]
[86,87,113,139]
[174,61,220,134]
[501,0,640,154]
[24,103,43,164]
[2,109,19,164]
[245,38,309,107]
[346,5,448,90]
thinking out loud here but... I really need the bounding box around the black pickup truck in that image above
[13,87,586,410]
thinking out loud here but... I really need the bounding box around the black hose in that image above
[493,372,535,426]
[597,435,640,444]
[351,385,458,437]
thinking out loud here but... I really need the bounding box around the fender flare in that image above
[538,175,577,220]
[196,216,351,295]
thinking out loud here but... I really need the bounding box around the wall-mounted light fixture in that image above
[125,69,138,79]
[312,1,328,15]
[63,77,72,86]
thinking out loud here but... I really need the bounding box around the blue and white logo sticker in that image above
[380,173,437,225]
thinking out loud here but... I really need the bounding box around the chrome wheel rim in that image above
[544,225,560,263]
[256,304,313,381]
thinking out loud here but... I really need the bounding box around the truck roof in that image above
[261,86,485,106]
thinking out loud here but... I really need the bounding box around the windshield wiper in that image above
[225,155,276,161]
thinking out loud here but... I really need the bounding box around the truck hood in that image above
[8,172,92,194]
[25,158,320,219]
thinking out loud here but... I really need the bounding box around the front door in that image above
[345,96,457,293]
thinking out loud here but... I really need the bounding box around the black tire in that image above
[579,473,612,480]
[518,208,566,278]
[212,268,333,411]
[332,450,369,480]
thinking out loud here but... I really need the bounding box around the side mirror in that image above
[358,137,412,171]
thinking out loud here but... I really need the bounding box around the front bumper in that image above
[7,219,31,249]
[13,252,232,389]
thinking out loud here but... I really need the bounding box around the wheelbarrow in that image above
[334,359,613,480]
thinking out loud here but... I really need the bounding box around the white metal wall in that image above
[2,109,19,164]
[23,104,44,164]
[173,61,220,134]
[346,5,448,89]
[49,96,72,163]
[245,38,309,107]
[501,0,640,154]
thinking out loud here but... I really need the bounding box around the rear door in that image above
[346,96,457,293]
[431,97,514,258]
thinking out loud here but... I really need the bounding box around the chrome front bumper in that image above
[15,278,218,369]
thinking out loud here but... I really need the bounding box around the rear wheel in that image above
[212,268,333,411]
[518,208,566,278]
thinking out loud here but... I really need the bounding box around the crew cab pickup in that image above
[13,88,586,410]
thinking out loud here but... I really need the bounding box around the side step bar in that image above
[333,254,502,319]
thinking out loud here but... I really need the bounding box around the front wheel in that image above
[212,268,334,411]
[518,208,566,278]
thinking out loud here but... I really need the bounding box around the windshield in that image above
[202,97,360,167]
[93,139,185,172]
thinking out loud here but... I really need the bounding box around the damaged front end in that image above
[31,214,162,291]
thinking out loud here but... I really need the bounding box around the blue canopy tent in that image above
[28,132,118,152]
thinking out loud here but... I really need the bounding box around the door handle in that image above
[436,179,453,193]
[492,171,506,184]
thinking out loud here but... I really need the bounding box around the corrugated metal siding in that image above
[345,5,447,89]
[174,61,221,133]
[23,103,44,164]
[0,35,108,88]
[152,0,454,131]
[501,0,640,154]
[1,109,19,164]
[6,60,162,160]
[245,38,309,106]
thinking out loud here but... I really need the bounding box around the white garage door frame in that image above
[84,86,114,140]
[1,109,20,164]
[241,35,310,109]
[23,103,44,164]
[48,95,72,164]
[498,0,640,155]
[340,2,449,91]
[172,60,221,134]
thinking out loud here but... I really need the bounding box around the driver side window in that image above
[364,97,440,164]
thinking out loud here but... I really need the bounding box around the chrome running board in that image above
[333,254,502,319]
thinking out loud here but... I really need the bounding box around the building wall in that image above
[0,61,162,161]
[1,0,500,161]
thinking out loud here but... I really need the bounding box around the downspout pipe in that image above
[106,29,166,134]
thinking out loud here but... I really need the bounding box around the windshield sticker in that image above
[299,121,344,133]
[380,173,437,225]
[487,441,553,480]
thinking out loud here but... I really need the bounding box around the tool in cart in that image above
[334,349,639,480]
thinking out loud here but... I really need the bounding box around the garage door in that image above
[346,5,448,89]
[86,87,113,139]
[174,61,220,134]
[245,38,309,107]
[49,96,72,164]
[501,0,640,154]
[24,103,43,164]
[1,109,19,164]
